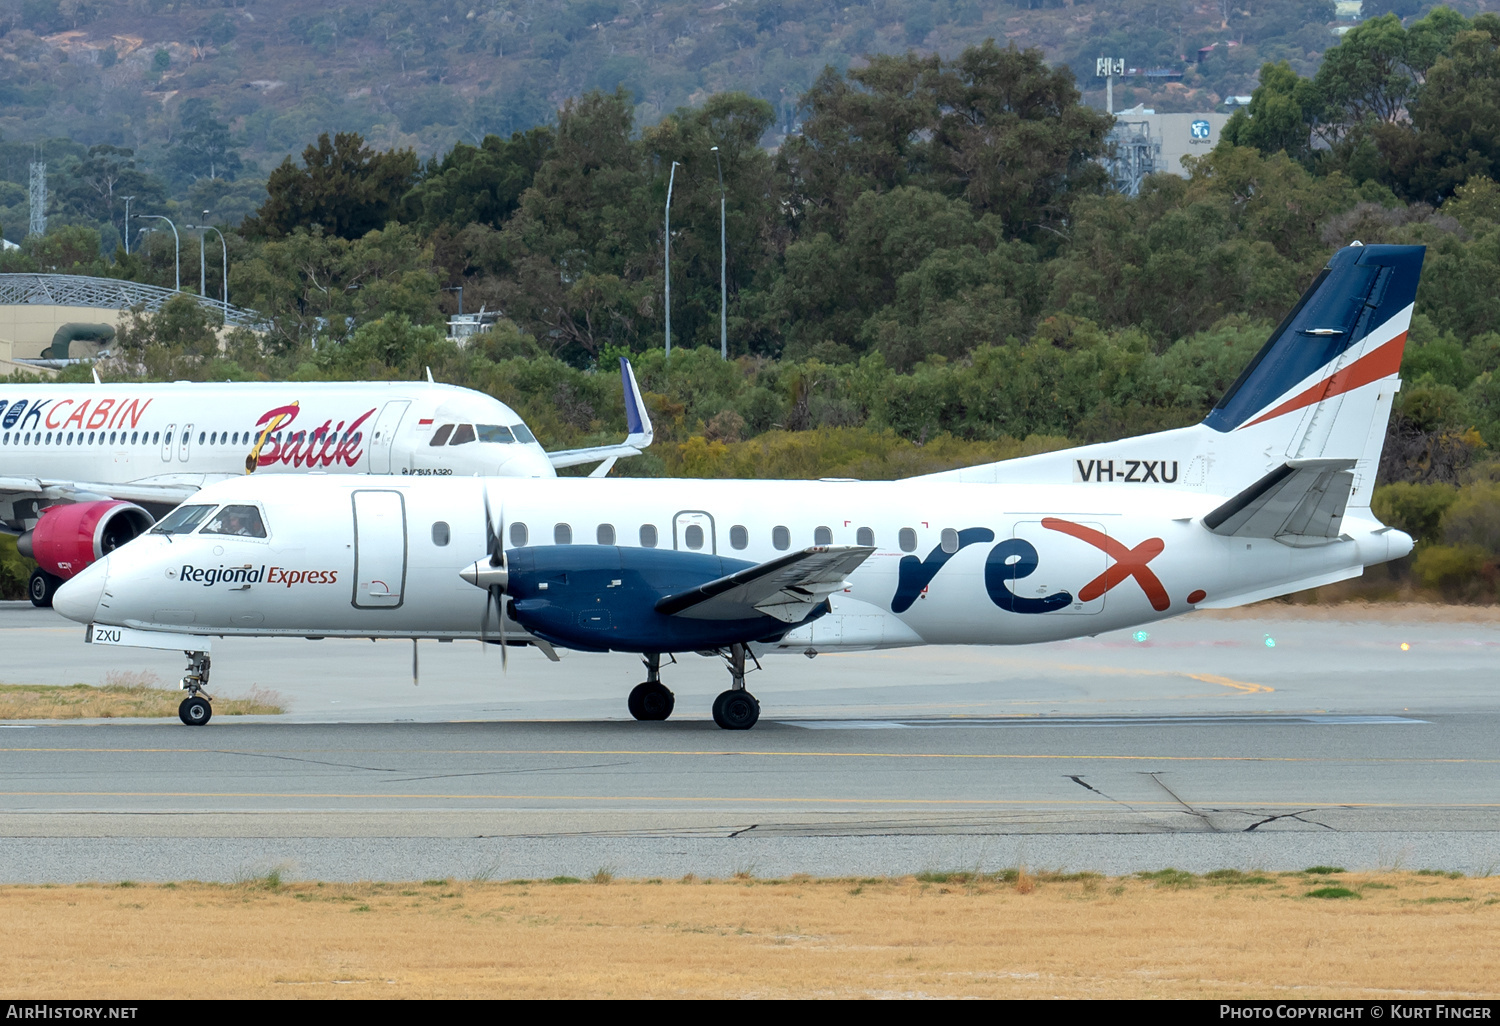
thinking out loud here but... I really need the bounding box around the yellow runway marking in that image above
[1184,673,1274,694]
[1,748,1495,764]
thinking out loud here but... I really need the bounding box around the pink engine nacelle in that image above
[21,500,156,580]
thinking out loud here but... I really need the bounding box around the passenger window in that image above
[772,526,790,551]
[899,528,918,552]
[940,528,959,554]
[596,524,616,545]
[432,521,450,546]
[512,423,538,444]
[65,432,73,444]
[201,504,268,539]
[730,525,748,550]
[209,432,217,445]
[476,424,516,443]
[152,504,217,535]
[198,431,206,445]
[554,523,572,544]
[684,524,704,550]
[510,522,528,546]
[640,524,658,548]
[814,526,833,545]
[449,424,477,446]
[430,424,453,446]
[857,526,875,547]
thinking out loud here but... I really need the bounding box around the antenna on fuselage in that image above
[91,367,101,385]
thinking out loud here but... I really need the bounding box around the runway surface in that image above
[2,602,1498,880]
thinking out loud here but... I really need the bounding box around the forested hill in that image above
[0,0,1448,184]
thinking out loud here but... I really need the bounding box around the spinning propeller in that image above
[460,487,511,669]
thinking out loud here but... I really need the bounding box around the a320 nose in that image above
[52,560,108,624]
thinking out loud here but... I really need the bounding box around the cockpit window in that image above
[429,424,453,446]
[476,424,515,444]
[151,504,216,535]
[449,424,477,446]
[511,423,538,444]
[200,504,268,539]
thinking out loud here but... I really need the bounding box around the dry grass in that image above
[3,869,1497,998]
[0,672,283,719]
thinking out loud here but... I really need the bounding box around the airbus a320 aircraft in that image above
[1,359,652,605]
[56,244,1421,730]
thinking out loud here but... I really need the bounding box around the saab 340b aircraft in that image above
[55,244,1422,730]
[1,359,652,606]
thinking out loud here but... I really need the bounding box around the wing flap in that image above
[656,545,876,623]
[1202,459,1355,542]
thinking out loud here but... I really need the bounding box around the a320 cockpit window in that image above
[151,504,216,536]
[429,425,454,446]
[511,423,538,444]
[476,424,515,443]
[200,505,268,539]
[449,424,477,446]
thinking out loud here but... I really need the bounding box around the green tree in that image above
[1380,19,1500,203]
[403,127,554,231]
[1219,61,1323,161]
[165,98,244,185]
[244,132,419,240]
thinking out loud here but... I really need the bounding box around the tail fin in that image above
[1203,243,1423,508]
[908,242,1424,507]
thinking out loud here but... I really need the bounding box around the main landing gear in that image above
[178,651,213,726]
[627,653,675,721]
[712,643,760,731]
[28,568,61,608]
[624,645,761,729]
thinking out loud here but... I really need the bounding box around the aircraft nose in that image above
[501,449,555,478]
[53,559,107,624]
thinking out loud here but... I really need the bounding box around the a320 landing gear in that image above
[177,650,213,726]
[712,644,760,731]
[28,568,61,608]
[627,653,675,721]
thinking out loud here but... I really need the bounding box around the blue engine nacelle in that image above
[502,545,829,653]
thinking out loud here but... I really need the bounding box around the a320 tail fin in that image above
[908,242,1425,509]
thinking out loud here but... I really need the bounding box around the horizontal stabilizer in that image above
[656,545,875,623]
[1202,459,1356,542]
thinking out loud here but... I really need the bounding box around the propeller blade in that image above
[498,589,508,671]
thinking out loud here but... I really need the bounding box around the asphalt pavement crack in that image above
[1243,808,1338,832]
[1065,774,1144,814]
[728,824,759,838]
[1145,771,1221,833]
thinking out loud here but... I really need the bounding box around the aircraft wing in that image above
[655,545,876,623]
[546,357,654,473]
[0,476,200,506]
[1202,459,1357,542]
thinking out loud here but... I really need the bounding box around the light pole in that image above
[711,145,726,361]
[135,214,180,291]
[664,160,680,358]
[186,219,229,323]
[121,196,135,255]
[442,285,464,316]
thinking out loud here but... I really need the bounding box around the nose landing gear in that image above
[627,652,675,721]
[177,650,213,726]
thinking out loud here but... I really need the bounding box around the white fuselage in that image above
[0,381,554,531]
[63,474,1413,652]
